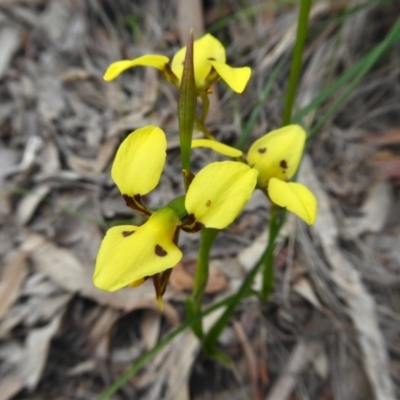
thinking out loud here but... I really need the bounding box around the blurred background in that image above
[0,0,399,399]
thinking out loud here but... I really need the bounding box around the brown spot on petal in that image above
[258,147,267,154]
[280,160,288,169]
[208,57,216,61]
[155,244,168,257]
[206,200,211,207]
[122,231,135,237]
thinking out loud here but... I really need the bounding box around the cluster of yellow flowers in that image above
[94,34,317,301]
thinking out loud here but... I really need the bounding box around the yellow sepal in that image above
[111,125,167,197]
[130,278,146,288]
[185,161,258,229]
[192,139,243,158]
[94,208,182,291]
[268,178,317,225]
[171,33,226,87]
[103,55,169,81]
[247,125,306,188]
[209,61,251,93]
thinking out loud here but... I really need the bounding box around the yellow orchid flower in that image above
[103,34,251,93]
[111,125,167,214]
[171,34,251,93]
[185,161,258,229]
[247,125,317,225]
[190,125,317,225]
[94,207,182,292]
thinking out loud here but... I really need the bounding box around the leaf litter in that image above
[0,0,399,399]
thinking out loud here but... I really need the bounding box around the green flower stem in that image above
[260,205,279,300]
[204,209,286,354]
[282,0,312,126]
[259,0,311,302]
[195,115,215,140]
[200,92,210,124]
[193,228,219,302]
[187,228,219,338]
[178,31,196,191]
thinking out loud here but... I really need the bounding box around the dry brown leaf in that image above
[169,262,194,292]
[372,150,400,181]
[95,137,119,172]
[0,25,20,79]
[293,277,327,314]
[89,307,120,346]
[169,261,228,294]
[345,179,392,235]
[21,231,180,324]
[15,184,50,225]
[366,127,400,145]
[0,251,27,319]
[266,340,322,400]
[232,320,261,400]
[0,378,23,400]
[140,310,161,350]
[19,312,63,390]
[301,155,396,400]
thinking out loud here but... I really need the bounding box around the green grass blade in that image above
[282,0,312,126]
[293,15,400,127]
[307,15,400,139]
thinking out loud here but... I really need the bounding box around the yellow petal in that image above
[185,161,258,229]
[171,33,226,87]
[247,125,306,188]
[268,178,317,225]
[94,208,182,291]
[192,139,243,158]
[111,125,167,196]
[103,55,169,81]
[209,61,251,93]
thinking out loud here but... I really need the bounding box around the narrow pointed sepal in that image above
[247,125,306,188]
[103,55,169,81]
[185,161,258,229]
[268,178,317,225]
[111,125,167,197]
[192,139,243,158]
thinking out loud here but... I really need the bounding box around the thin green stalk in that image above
[293,15,400,128]
[192,229,219,302]
[308,15,400,139]
[204,210,286,354]
[282,0,312,126]
[178,31,196,190]
[187,228,219,338]
[200,93,210,124]
[261,205,279,300]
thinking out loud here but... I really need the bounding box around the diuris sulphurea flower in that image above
[192,125,317,225]
[93,125,257,300]
[103,33,251,94]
